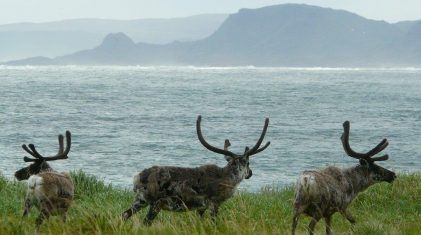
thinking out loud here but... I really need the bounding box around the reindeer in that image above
[14,131,73,230]
[122,115,270,225]
[292,121,396,235]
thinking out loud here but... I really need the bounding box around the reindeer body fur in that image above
[23,170,74,227]
[134,164,246,208]
[294,166,370,223]
[292,121,396,235]
[26,172,74,213]
[124,162,249,224]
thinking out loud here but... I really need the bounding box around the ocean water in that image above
[0,66,420,191]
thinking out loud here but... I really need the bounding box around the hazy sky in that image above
[1,0,420,24]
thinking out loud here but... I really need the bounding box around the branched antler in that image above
[196,115,270,158]
[23,131,71,162]
[341,121,389,162]
[244,118,270,157]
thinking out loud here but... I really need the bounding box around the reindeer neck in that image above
[343,165,371,198]
[223,163,246,185]
[40,167,54,173]
[39,162,54,173]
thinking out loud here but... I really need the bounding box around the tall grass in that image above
[0,171,419,234]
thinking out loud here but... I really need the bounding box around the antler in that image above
[197,116,236,157]
[341,121,389,162]
[196,115,270,158]
[22,143,45,162]
[22,131,71,162]
[22,144,43,160]
[224,139,231,151]
[44,131,71,161]
[244,118,270,156]
[249,141,271,155]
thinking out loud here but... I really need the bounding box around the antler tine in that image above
[196,116,236,157]
[371,154,389,162]
[23,156,38,162]
[28,144,45,159]
[57,134,64,155]
[365,139,389,156]
[22,144,42,159]
[250,141,271,156]
[224,140,234,159]
[244,146,250,153]
[244,118,269,156]
[224,139,231,149]
[44,131,71,161]
[341,121,371,160]
[341,121,389,162]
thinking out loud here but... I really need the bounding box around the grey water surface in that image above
[0,66,420,191]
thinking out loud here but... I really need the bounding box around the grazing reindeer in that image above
[122,115,270,225]
[14,131,73,230]
[292,121,396,235]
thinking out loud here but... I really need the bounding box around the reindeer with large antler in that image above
[122,115,270,225]
[292,121,396,235]
[14,131,73,230]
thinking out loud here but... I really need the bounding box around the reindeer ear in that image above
[359,159,369,168]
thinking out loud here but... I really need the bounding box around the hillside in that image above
[5,4,421,67]
[0,14,227,61]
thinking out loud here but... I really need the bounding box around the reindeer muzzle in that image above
[14,168,30,181]
[245,169,252,179]
[386,172,397,183]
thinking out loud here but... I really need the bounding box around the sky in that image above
[1,0,420,25]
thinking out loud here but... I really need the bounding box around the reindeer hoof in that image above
[122,212,130,221]
[143,219,152,226]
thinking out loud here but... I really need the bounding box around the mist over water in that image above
[0,66,420,191]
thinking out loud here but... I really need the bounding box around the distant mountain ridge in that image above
[5,4,421,67]
[0,14,227,61]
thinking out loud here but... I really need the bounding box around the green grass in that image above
[0,171,420,234]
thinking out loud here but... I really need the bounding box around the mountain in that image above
[0,14,227,61]
[55,33,139,65]
[186,4,406,66]
[395,20,421,32]
[5,4,421,67]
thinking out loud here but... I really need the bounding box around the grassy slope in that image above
[0,171,419,235]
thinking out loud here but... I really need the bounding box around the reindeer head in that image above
[15,131,71,181]
[196,115,270,180]
[341,121,396,184]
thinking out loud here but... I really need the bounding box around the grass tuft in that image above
[0,172,419,234]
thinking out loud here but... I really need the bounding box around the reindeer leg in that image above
[308,216,320,235]
[143,196,190,225]
[324,215,333,235]
[122,193,148,221]
[341,209,356,234]
[197,208,207,218]
[19,198,32,227]
[61,213,67,222]
[51,197,71,223]
[195,198,210,218]
[292,201,306,235]
[341,209,356,224]
[22,198,32,217]
[143,202,162,226]
[209,202,220,222]
[35,209,50,232]
[291,212,300,235]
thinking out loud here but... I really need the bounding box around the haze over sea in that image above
[0,66,419,191]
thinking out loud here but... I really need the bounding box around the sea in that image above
[0,66,420,191]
